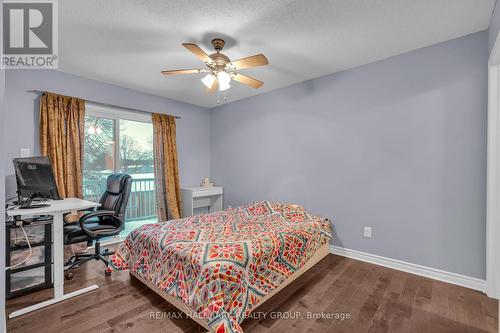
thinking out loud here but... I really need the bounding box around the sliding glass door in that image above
[83,115,116,204]
[117,119,156,229]
[82,107,157,238]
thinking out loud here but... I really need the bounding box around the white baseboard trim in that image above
[329,245,486,293]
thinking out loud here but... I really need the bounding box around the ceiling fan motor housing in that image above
[209,53,230,69]
[208,39,230,69]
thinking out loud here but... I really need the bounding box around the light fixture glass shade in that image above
[219,81,231,91]
[201,74,216,88]
[218,71,231,91]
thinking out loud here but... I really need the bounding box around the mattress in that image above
[111,201,332,333]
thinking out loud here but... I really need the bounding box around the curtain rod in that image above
[27,89,182,119]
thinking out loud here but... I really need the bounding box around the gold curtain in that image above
[39,92,85,198]
[152,113,182,220]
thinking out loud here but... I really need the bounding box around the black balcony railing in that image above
[83,177,157,221]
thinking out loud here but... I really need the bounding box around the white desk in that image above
[6,198,100,318]
[182,187,223,217]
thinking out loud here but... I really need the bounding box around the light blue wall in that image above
[4,69,211,198]
[210,32,488,279]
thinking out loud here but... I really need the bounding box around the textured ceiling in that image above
[59,0,495,108]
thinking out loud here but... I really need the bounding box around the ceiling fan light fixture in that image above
[219,81,231,91]
[217,71,231,91]
[218,71,231,85]
[201,74,216,88]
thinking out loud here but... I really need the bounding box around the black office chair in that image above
[63,173,132,279]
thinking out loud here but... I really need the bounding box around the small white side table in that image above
[181,187,223,217]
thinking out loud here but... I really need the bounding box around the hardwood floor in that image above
[6,253,498,333]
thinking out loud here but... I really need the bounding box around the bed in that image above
[111,201,332,333]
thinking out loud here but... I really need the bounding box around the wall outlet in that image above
[363,226,372,238]
[20,148,30,157]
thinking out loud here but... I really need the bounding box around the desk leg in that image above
[8,212,99,319]
[53,212,64,298]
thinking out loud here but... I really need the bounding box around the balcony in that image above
[83,176,158,237]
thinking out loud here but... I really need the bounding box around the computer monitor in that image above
[13,156,61,208]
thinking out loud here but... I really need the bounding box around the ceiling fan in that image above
[161,38,269,92]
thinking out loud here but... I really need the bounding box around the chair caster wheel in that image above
[65,271,73,280]
[105,269,112,277]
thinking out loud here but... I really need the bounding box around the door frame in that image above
[487,32,500,299]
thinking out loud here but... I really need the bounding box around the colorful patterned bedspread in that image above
[111,201,332,333]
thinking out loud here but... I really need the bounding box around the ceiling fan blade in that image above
[182,43,213,64]
[230,54,269,70]
[161,69,202,76]
[233,73,264,89]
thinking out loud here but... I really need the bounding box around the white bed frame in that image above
[130,242,330,331]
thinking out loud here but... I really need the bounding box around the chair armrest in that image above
[63,207,98,224]
[79,210,122,238]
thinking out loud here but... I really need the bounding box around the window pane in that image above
[119,119,154,175]
[83,116,115,202]
[118,119,156,227]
